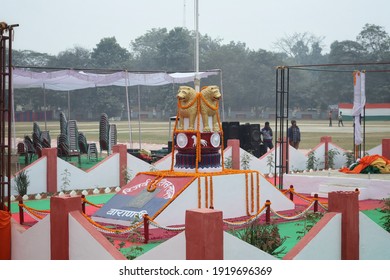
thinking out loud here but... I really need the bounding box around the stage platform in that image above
[283,170,390,200]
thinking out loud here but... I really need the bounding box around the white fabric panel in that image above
[12,69,219,91]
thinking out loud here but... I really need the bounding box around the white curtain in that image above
[352,71,366,145]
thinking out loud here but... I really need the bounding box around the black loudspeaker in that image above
[239,123,251,150]
[167,141,173,153]
[222,121,240,147]
[250,123,261,144]
[222,121,230,147]
[249,123,263,157]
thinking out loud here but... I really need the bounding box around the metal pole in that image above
[67,90,70,120]
[137,85,141,149]
[43,83,47,130]
[219,69,225,121]
[194,0,200,92]
[124,71,133,148]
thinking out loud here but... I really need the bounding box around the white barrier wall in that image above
[11,216,51,260]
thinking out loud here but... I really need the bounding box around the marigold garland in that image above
[256,172,260,212]
[250,172,254,213]
[81,197,102,208]
[139,169,264,221]
[171,89,225,172]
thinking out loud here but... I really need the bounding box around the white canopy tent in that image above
[11,68,223,148]
[12,68,220,90]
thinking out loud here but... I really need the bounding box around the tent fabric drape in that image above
[12,69,219,91]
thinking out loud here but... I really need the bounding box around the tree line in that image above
[12,23,390,120]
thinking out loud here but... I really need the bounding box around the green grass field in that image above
[10,119,390,151]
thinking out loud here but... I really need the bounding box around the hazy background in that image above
[3,0,390,55]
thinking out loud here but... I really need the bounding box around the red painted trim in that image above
[84,152,118,173]
[69,211,126,260]
[153,152,172,165]
[283,212,339,260]
[11,156,46,179]
[339,103,390,109]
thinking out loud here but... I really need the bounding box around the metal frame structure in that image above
[274,62,390,189]
[274,66,289,188]
[0,22,18,211]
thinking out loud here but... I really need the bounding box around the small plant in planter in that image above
[14,169,30,197]
[296,211,324,240]
[241,153,251,170]
[380,197,390,233]
[123,167,134,184]
[60,169,71,192]
[231,222,287,258]
[266,153,274,176]
[326,148,340,169]
[344,151,355,168]
[306,151,319,171]
[224,156,232,169]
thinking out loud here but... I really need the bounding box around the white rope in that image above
[270,201,316,220]
[91,222,143,235]
[148,220,185,231]
[223,207,267,227]
[23,208,43,221]
[318,201,328,211]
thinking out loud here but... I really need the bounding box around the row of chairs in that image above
[17,113,116,166]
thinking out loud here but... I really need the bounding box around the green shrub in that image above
[296,212,324,240]
[380,197,390,232]
[14,169,30,197]
[232,223,286,257]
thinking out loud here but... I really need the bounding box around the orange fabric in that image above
[0,210,11,260]
[340,154,390,174]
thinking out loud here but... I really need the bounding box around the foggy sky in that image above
[3,0,390,55]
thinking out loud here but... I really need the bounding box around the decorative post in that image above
[50,195,82,260]
[185,208,223,260]
[143,214,149,244]
[289,185,294,201]
[228,139,240,170]
[41,148,58,194]
[81,195,86,214]
[112,144,127,187]
[320,136,332,169]
[328,191,359,260]
[18,198,24,225]
[265,200,271,224]
[313,194,319,213]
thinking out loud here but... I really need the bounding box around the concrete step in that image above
[311,183,368,200]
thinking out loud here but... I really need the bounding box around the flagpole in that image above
[194,0,200,92]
